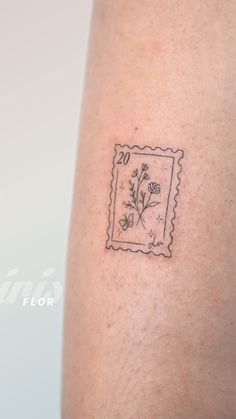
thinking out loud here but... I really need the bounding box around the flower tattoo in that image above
[148,182,161,194]
[122,163,161,229]
[106,144,184,257]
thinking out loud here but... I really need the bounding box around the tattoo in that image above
[106,144,184,257]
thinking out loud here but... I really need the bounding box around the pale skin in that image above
[62,1,236,418]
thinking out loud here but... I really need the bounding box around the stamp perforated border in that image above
[106,144,184,257]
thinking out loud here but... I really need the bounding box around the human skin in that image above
[62,1,236,418]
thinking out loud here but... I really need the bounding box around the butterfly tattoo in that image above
[119,213,134,231]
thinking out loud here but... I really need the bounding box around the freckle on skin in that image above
[107,323,112,328]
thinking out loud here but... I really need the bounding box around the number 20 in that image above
[117,151,130,165]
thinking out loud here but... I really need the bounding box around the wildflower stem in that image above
[137,192,152,226]
[136,172,145,215]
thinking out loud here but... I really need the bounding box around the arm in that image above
[63,1,236,418]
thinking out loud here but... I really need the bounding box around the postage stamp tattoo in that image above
[106,144,184,257]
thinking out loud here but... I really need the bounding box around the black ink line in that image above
[107,144,184,258]
[111,169,119,240]
[132,153,173,159]
[163,157,174,239]
[112,239,145,246]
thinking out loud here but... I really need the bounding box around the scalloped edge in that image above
[167,149,184,257]
[106,144,184,258]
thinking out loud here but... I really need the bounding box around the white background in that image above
[0,1,93,418]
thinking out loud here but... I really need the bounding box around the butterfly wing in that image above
[119,218,128,231]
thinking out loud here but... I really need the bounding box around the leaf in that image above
[146,201,160,208]
[131,169,138,177]
[129,180,134,190]
[123,201,134,209]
